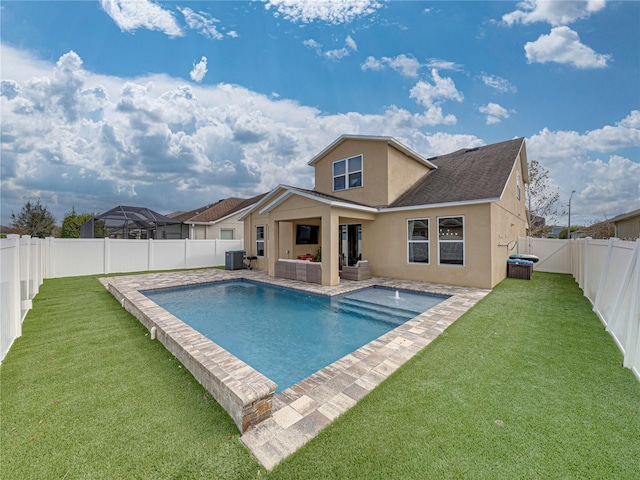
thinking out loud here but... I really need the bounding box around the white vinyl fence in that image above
[44,237,243,278]
[520,236,640,381]
[0,236,242,362]
[1,235,45,361]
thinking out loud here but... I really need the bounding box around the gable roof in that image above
[307,134,438,170]
[389,137,525,209]
[173,194,268,224]
[238,185,377,220]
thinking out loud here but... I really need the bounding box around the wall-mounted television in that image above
[296,224,319,245]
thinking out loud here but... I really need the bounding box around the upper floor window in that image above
[333,155,362,191]
[516,173,521,200]
[407,219,429,264]
[438,216,464,266]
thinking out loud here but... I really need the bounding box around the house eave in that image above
[258,187,379,216]
[307,134,438,170]
[381,197,500,213]
[238,186,290,221]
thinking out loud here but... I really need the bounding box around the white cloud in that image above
[99,0,183,37]
[425,58,463,71]
[526,112,640,219]
[576,155,640,216]
[361,54,421,77]
[525,26,609,68]
[178,7,236,40]
[479,102,513,124]
[304,35,357,61]
[263,0,382,24]
[190,57,208,83]
[0,45,474,224]
[619,110,640,129]
[481,73,517,93]
[503,0,606,26]
[361,56,462,78]
[2,45,636,227]
[409,69,463,125]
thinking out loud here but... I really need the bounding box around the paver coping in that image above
[101,269,489,470]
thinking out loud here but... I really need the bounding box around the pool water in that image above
[143,281,445,392]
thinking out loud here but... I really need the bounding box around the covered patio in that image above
[251,187,378,286]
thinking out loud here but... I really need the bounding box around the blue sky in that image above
[1,0,639,228]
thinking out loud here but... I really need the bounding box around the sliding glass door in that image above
[339,224,362,268]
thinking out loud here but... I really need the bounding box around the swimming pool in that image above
[143,281,446,392]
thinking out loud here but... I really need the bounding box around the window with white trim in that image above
[407,219,429,264]
[333,155,363,191]
[220,229,234,240]
[516,173,521,200]
[438,216,464,266]
[256,226,265,257]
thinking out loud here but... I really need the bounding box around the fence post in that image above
[583,237,590,299]
[606,239,639,334]
[148,238,153,272]
[10,235,21,338]
[45,237,53,279]
[593,238,616,323]
[104,237,110,275]
[184,238,189,269]
[623,239,640,369]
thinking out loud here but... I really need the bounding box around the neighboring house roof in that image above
[389,137,525,208]
[307,134,438,170]
[609,208,640,223]
[93,205,181,227]
[0,225,18,235]
[176,193,268,224]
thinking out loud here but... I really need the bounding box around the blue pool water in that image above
[143,281,446,392]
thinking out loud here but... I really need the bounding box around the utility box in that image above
[225,250,245,270]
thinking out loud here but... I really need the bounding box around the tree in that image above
[525,159,564,237]
[60,208,95,238]
[10,200,56,238]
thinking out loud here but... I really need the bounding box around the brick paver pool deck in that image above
[102,269,489,470]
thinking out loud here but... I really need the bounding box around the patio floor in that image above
[101,269,489,470]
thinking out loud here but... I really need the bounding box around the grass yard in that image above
[1,272,638,479]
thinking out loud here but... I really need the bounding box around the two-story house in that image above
[240,135,529,289]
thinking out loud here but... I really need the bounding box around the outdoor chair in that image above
[341,260,372,281]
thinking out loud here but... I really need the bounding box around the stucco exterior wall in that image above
[313,139,430,207]
[386,145,431,205]
[365,204,493,289]
[244,211,269,271]
[489,150,529,286]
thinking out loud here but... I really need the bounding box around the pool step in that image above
[330,297,418,327]
[336,297,423,317]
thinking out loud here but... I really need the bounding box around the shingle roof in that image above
[609,208,640,223]
[389,137,524,208]
[173,193,268,223]
[289,186,373,208]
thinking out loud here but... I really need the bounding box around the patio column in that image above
[321,210,339,286]
[268,219,279,278]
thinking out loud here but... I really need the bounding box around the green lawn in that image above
[1,273,638,479]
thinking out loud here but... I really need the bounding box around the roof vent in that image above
[427,156,438,161]
[465,147,480,153]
